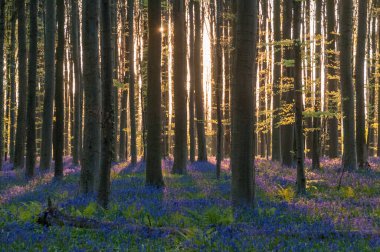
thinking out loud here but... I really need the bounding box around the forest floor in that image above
[0,157,379,251]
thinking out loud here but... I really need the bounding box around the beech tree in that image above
[0,0,4,170]
[231,0,257,206]
[340,0,357,171]
[146,0,164,187]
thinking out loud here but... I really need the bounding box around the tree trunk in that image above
[340,0,357,171]
[326,0,339,158]
[188,1,196,163]
[311,0,322,170]
[25,0,38,178]
[172,0,187,175]
[194,1,207,162]
[231,0,257,207]
[71,0,82,166]
[293,0,306,195]
[99,0,114,209]
[54,0,65,180]
[128,0,137,165]
[9,7,16,163]
[112,0,119,162]
[146,0,164,187]
[281,0,294,167]
[0,0,4,170]
[215,0,223,179]
[272,0,281,162]
[81,0,101,193]
[355,0,368,169]
[119,0,128,162]
[14,0,28,170]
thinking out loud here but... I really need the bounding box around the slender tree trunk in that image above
[272,0,281,162]
[14,0,28,170]
[81,0,101,193]
[293,0,306,194]
[54,0,65,180]
[146,0,164,187]
[0,0,4,170]
[368,0,377,156]
[281,0,294,167]
[312,0,322,170]
[223,2,231,158]
[128,0,137,165]
[215,0,223,179]
[112,0,119,162]
[189,1,196,163]
[71,0,82,166]
[355,0,368,169]
[340,0,357,171]
[231,0,257,207]
[9,7,16,163]
[326,0,339,158]
[25,0,38,178]
[172,0,187,174]
[98,0,114,209]
[194,1,207,162]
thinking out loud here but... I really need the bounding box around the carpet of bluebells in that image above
[0,157,379,251]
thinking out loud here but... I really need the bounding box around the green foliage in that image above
[339,186,355,199]
[83,202,98,218]
[16,202,42,222]
[276,185,295,203]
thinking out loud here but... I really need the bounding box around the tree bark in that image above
[231,0,257,207]
[326,0,339,158]
[281,0,294,167]
[0,0,4,170]
[194,1,207,162]
[172,0,187,175]
[189,1,196,163]
[25,0,38,178]
[355,0,368,169]
[293,0,306,195]
[340,0,357,171]
[81,0,101,193]
[14,0,28,170]
[9,6,16,163]
[146,0,164,187]
[312,0,322,170]
[128,0,137,165]
[272,0,281,162]
[71,0,82,166]
[99,0,114,208]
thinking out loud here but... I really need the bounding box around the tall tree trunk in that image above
[312,0,322,170]
[9,7,16,163]
[40,0,56,170]
[215,0,223,179]
[0,0,4,170]
[368,0,377,156]
[81,0,101,193]
[128,0,137,165]
[281,0,294,167]
[54,0,65,179]
[25,0,38,178]
[326,0,339,158]
[355,0,368,169]
[146,0,164,187]
[293,0,306,194]
[231,0,257,207]
[112,0,119,162]
[194,1,207,162]
[223,1,231,159]
[14,0,28,170]
[98,0,114,209]
[119,0,128,162]
[71,0,82,166]
[340,0,357,171]
[172,0,187,174]
[272,0,281,162]
[189,1,196,163]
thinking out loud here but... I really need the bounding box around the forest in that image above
[0,0,379,250]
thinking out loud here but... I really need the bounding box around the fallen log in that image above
[36,200,187,236]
